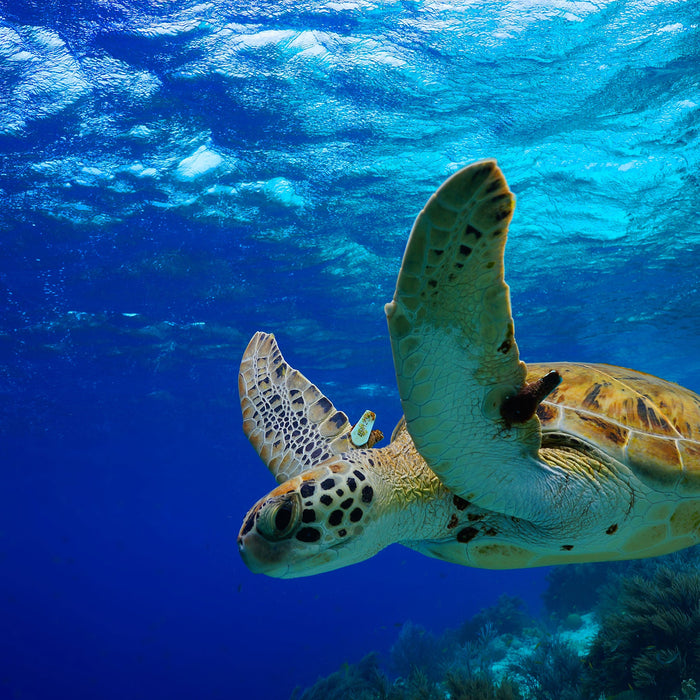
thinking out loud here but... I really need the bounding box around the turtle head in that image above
[237,458,386,578]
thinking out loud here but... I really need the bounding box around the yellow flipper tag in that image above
[350,410,376,447]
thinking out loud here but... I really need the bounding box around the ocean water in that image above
[2,1,700,698]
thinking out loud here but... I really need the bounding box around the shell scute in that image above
[528,362,700,493]
[679,440,700,489]
[626,431,682,489]
[572,409,628,446]
[535,402,560,427]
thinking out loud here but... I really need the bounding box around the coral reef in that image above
[543,548,700,621]
[459,594,532,640]
[293,557,700,700]
[394,668,442,700]
[672,677,700,700]
[295,602,537,699]
[291,653,389,700]
[584,567,700,699]
[509,635,585,700]
[445,670,522,700]
[390,621,456,683]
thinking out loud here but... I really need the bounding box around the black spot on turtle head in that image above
[361,485,374,503]
[340,498,353,509]
[296,528,321,543]
[319,494,333,507]
[561,544,574,551]
[606,523,618,535]
[428,279,437,289]
[453,495,470,511]
[459,244,472,257]
[302,509,316,523]
[328,510,343,526]
[353,470,366,481]
[321,478,335,490]
[349,508,363,522]
[338,528,347,537]
[465,224,482,239]
[347,477,357,492]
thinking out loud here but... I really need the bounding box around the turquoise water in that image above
[2,1,700,698]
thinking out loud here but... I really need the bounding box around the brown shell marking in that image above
[529,362,700,493]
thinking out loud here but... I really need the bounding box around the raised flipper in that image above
[385,160,553,512]
[239,332,381,484]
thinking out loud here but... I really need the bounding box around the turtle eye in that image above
[256,494,301,541]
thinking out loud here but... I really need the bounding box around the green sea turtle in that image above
[237,159,700,578]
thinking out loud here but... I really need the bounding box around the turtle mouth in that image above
[238,528,348,578]
[238,532,291,577]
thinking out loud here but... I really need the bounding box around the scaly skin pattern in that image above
[238,424,450,578]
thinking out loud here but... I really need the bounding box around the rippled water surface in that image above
[2,1,700,698]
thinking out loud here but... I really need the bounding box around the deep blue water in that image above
[2,1,700,698]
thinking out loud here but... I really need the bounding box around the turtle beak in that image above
[237,524,291,577]
[238,523,346,578]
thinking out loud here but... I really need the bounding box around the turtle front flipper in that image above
[239,332,368,483]
[385,160,549,516]
[238,331,383,484]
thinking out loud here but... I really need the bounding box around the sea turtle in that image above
[237,159,700,578]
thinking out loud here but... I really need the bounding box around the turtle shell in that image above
[529,362,700,493]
